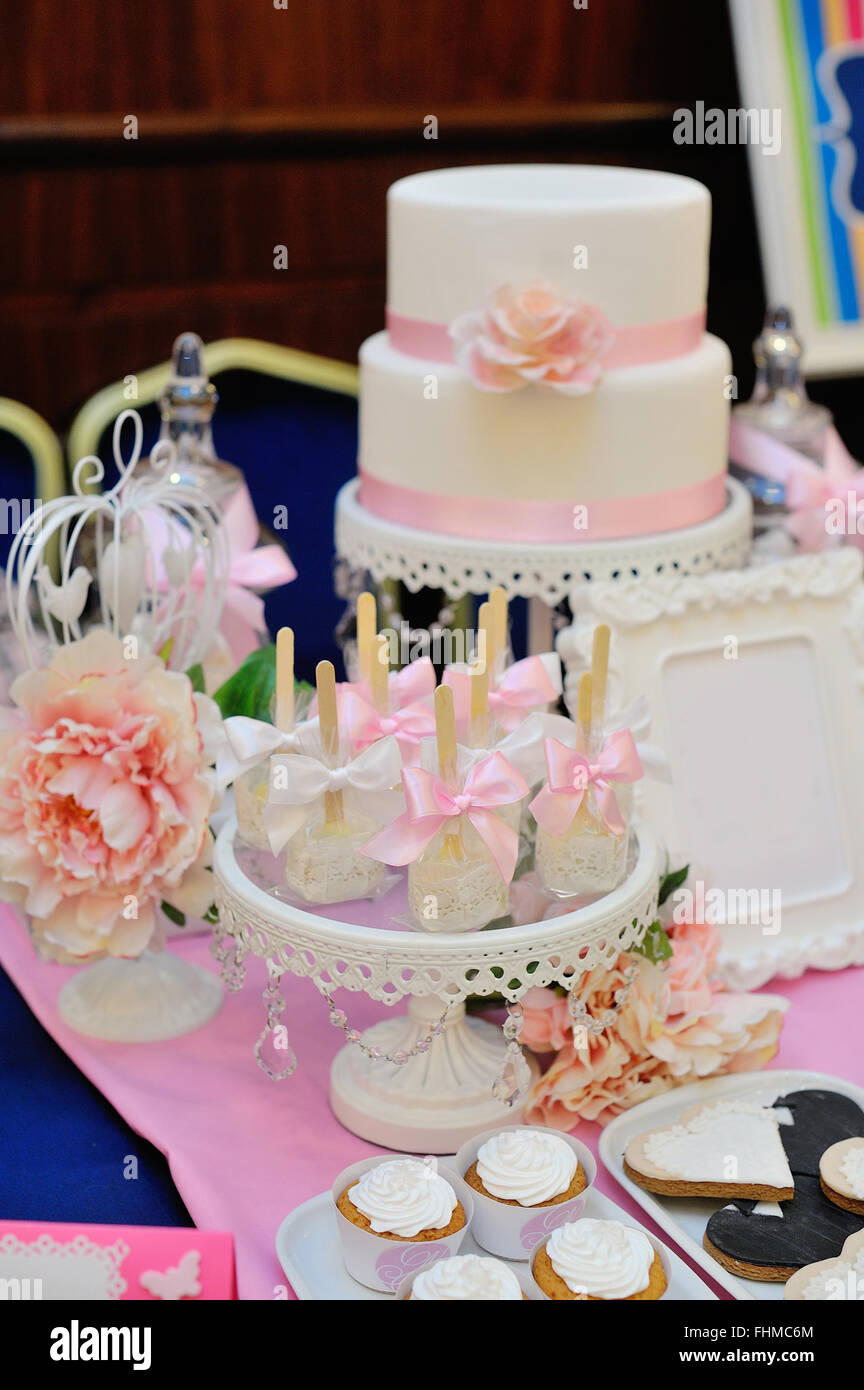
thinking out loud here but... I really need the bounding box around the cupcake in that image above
[456,1126,595,1259]
[466,1128,587,1207]
[532,1218,667,1300]
[819,1138,864,1216]
[332,1156,473,1292]
[400,1253,529,1300]
[337,1157,467,1240]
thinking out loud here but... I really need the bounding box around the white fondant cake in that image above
[357,164,732,543]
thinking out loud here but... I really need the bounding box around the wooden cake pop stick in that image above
[577,671,593,755]
[470,656,489,748]
[275,626,295,734]
[435,683,464,860]
[489,586,508,677]
[577,671,593,827]
[317,660,344,828]
[590,623,610,733]
[370,631,389,715]
[356,591,376,685]
[477,600,497,682]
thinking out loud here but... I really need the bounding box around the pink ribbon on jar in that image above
[444,654,560,733]
[529,731,643,837]
[361,750,529,882]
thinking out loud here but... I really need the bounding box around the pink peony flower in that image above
[449,282,615,395]
[0,629,219,961]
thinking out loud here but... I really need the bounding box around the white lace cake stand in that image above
[212,817,661,1152]
[335,477,752,651]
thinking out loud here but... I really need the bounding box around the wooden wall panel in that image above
[0,0,759,427]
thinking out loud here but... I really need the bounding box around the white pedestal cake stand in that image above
[335,477,752,652]
[212,817,661,1153]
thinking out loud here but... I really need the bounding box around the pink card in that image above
[0,1219,235,1300]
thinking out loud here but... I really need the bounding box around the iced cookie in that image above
[624,1099,795,1201]
[819,1137,864,1216]
[785,1229,864,1301]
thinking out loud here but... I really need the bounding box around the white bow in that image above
[215,715,301,790]
[264,735,403,853]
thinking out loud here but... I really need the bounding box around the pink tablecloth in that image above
[0,906,862,1300]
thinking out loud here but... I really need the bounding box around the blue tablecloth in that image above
[0,966,190,1228]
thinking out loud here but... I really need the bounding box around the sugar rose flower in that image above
[449,281,614,395]
[0,629,219,961]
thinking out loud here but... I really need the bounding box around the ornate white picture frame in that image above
[559,550,864,989]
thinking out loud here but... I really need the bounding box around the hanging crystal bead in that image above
[254,963,297,1081]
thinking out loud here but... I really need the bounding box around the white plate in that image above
[600,1068,864,1302]
[275,1183,717,1300]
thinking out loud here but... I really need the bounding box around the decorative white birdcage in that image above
[6,408,230,672]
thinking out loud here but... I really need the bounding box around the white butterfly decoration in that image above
[140,1249,202,1301]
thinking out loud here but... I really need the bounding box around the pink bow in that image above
[339,689,436,760]
[529,731,642,837]
[309,657,437,719]
[361,751,529,882]
[729,419,864,554]
[445,655,559,733]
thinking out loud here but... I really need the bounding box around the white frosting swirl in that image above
[412,1255,522,1301]
[476,1128,578,1206]
[839,1145,864,1199]
[350,1158,457,1238]
[546,1218,654,1299]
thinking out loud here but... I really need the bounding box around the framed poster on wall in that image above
[730,0,864,374]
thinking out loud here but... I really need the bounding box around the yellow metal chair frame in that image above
[0,397,66,574]
[67,337,358,466]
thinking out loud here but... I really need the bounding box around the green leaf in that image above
[213,644,277,722]
[633,920,673,964]
[658,863,689,907]
[203,904,219,924]
[185,662,206,694]
[161,901,186,927]
[158,637,175,665]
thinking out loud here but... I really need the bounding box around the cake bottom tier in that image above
[358,331,732,542]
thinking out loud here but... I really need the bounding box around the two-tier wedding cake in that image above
[357,164,732,544]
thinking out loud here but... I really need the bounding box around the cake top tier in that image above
[387,164,710,332]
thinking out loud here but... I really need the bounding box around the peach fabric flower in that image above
[0,629,219,961]
[648,992,788,1079]
[522,947,787,1130]
[519,985,573,1053]
[449,282,614,395]
[664,926,720,1017]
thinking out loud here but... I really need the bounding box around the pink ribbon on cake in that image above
[529,731,643,837]
[361,751,529,882]
[728,419,864,552]
[444,655,559,733]
[358,469,727,543]
[386,306,706,370]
